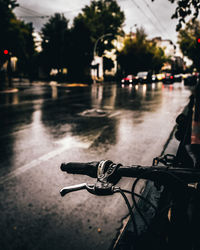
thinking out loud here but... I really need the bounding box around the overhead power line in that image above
[17,6,50,18]
[17,5,81,19]
[18,15,49,18]
[143,0,165,29]
[17,5,50,19]
[129,0,166,37]
[18,5,46,16]
[143,0,172,40]
[18,5,81,16]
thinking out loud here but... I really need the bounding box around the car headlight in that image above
[143,76,147,79]
[129,79,132,82]
[121,79,124,83]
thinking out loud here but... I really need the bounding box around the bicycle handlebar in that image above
[61,162,99,177]
[61,161,200,184]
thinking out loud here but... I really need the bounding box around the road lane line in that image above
[0,111,121,185]
[0,139,90,185]
[0,146,67,184]
[108,111,121,118]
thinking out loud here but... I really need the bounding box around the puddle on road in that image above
[55,136,91,149]
[78,108,108,117]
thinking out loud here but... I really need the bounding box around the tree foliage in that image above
[0,0,35,77]
[0,0,18,50]
[67,18,93,81]
[41,13,70,73]
[103,57,114,72]
[178,20,200,69]
[117,28,166,75]
[152,0,200,31]
[40,0,125,81]
[69,0,125,80]
[74,0,125,56]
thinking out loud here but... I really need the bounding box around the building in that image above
[151,37,186,72]
[152,37,176,58]
[91,34,125,81]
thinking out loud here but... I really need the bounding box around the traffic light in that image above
[196,38,200,54]
[2,49,10,59]
[3,49,9,55]
[196,38,200,49]
[0,49,10,66]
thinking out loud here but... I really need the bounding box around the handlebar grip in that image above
[60,161,99,178]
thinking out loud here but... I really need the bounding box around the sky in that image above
[14,0,179,44]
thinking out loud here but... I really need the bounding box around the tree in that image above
[66,0,125,81]
[40,1,124,82]
[41,13,70,74]
[0,0,17,52]
[74,0,125,56]
[15,22,36,80]
[0,0,36,81]
[178,20,200,69]
[103,56,114,72]
[152,0,200,31]
[67,18,93,82]
[117,27,166,76]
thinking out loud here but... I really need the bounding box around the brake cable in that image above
[115,188,138,238]
[60,158,191,238]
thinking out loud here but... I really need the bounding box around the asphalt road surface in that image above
[0,81,192,250]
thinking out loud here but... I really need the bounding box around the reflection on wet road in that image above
[0,81,190,177]
[0,81,192,250]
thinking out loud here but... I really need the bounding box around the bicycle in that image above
[59,151,200,250]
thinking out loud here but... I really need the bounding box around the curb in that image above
[113,123,180,249]
[0,88,18,94]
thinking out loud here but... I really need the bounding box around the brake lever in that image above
[60,183,94,196]
[60,160,122,197]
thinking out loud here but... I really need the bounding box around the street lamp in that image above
[93,33,112,84]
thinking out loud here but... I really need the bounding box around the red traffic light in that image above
[3,49,9,55]
[197,38,200,43]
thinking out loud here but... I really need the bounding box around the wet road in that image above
[0,81,191,250]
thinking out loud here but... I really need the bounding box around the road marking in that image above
[108,111,121,118]
[0,138,90,185]
[0,111,121,185]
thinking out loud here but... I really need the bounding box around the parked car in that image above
[156,72,165,81]
[163,72,174,84]
[121,74,137,84]
[137,71,152,83]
